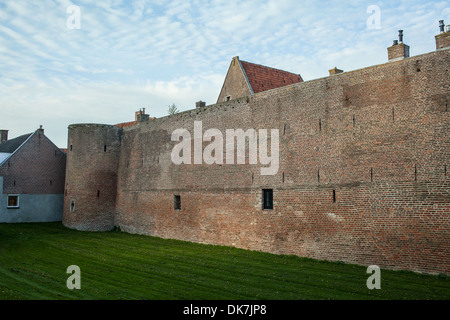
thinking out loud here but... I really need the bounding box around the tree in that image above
[168,103,179,115]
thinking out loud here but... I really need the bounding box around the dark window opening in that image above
[332,190,336,203]
[353,114,356,127]
[226,96,231,101]
[319,119,322,131]
[7,195,19,208]
[70,145,73,152]
[262,189,273,210]
[370,168,373,182]
[104,145,107,152]
[174,195,181,210]
[70,200,75,212]
[97,190,100,198]
[50,179,53,186]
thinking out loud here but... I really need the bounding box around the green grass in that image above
[0,222,448,300]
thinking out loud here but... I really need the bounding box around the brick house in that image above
[0,127,66,223]
[217,56,303,103]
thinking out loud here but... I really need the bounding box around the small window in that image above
[226,96,231,101]
[7,195,19,209]
[262,189,273,210]
[174,195,181,210]
[70,200,76,212]
[70,145,73,152]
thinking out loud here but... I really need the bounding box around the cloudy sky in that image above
[0,0,448,147]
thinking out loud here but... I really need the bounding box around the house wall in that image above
[64,48,450,274]
[0,132,66,223]
[0,132,66,195]
[0,177,63,222]
[217,57,252,103]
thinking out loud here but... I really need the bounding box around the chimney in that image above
[329,67,343,76]
[398,30,404,43]
[37,125,44,134]
[388,30,410,61]
[0,130,8,143]
[439,20,445,33]
[196,101,206,109]
[435,20,450,50]
[135,108,150,122]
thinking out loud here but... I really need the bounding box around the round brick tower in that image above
[63,124,122,231]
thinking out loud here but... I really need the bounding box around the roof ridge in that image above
[239,60,301,76]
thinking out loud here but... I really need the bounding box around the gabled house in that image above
[217,56,303,103]
[0,127,66,223]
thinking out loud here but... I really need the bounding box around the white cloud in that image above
[0,0,448,147]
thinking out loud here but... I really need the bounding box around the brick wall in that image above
[0,131,66,195]
[63,124,122,231]
[436,31,450,50]
[65,48,450,274]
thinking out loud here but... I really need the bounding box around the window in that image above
[174,195,181,210]
[7,195,19,209]
[226,96,231,101]
[262,189,273,210]
[70,145,73,152]
[70,200,76,212]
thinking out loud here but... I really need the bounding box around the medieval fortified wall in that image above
[63,33,449,275]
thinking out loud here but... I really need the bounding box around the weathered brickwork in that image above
[63,124,122,231]
[63,48,450,274]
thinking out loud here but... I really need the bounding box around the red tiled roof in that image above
[115,117,156,128]
[115,121,137,128]
[240,60,303,94]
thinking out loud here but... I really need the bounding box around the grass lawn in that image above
[0,222,448,300]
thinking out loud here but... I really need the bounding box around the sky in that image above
[0,0,448,148]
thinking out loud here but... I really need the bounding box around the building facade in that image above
[0,127,66,223]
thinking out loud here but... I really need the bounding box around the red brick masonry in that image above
[64,48,449,274]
